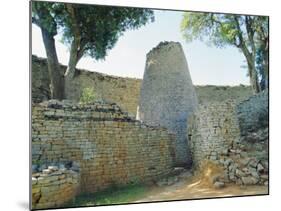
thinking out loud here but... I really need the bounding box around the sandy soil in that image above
[135,174,268,203]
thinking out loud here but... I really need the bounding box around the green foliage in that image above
[181,13,242,48]
[67,184,147,207]
[181,13,268,49]
[32,1,154,61]
[32,2,58,36]
[61,3,154,60]
[181,12,269,92]
[32,159,42,166]
[80,87,96,104]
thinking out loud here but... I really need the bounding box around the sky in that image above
[32,9,250,86]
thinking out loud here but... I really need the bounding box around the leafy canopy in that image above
[180,12,268,49]
[32,2,154,60]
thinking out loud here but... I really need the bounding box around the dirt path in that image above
[135,172,268,203]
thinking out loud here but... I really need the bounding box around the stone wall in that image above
[32,100,176,196]
[32,55,252,117]
[32,56,141,117]
[188,100,240,168]
[64,72,141,118]
[188,91,269,186]
[138,42,198,166]
[32,166,79,209]
[32,56,52,103]
[236,90,269,135]
[196,85,252,104]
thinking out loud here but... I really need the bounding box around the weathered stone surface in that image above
[235,169,246,177]
[32,55,252,115]
[241,176,259,185]
[138,42,198,165]
[32,167,79,209]
[188,100,240,169]
[48,166,59,171]
[260,174,269,180]
[32,101,176,197]
[257,163,265,172]
[214,181,225,189]
[188,91,268,187]
[236,90,268,136]
[42,169,51,175]
[170,167,185,176]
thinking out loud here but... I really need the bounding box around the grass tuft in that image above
[68,183,148,207]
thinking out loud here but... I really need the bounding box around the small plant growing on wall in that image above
[80,87,96,104]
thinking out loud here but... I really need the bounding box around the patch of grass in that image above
[69,184,148,207]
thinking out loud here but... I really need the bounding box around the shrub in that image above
[80,87,96,104]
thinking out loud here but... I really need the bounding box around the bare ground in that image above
[135,172,268,203]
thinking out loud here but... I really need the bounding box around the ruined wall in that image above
[188,91,269,186]
[188,100,240,168]
[32,166,79,209]
[64,72,141,117]
[236,90,269,135]
[32,56,52,103]
[138,42,198,166]
[32,56,141,117]
[32,100,175,196]
[32,55,251,116]
[196,85,252,104]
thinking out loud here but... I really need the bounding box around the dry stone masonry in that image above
[236,90,269,136]
[188,91,269,187]
[138,42,198,166]
[195,85,252,104]
[31,43,268,208]
[188,100,241,168]
[32,55,252,115]
[32,55,141,117]
[32,100,176,209]
[32,166,79,209]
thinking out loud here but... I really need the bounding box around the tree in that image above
[255,17,269,89]
[32,2,65,99]
[181,13,269,93]
[32,1,154,99]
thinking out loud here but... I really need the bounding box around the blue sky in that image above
[32,9,249,85]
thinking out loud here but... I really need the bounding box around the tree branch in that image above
[234,16,255,69]
[245,16,256,56]
[32,17,41,27]
[66,4,81,47]
[210,14,223,27]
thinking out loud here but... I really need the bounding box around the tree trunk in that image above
[240,45,260,94]
[64,39,84,99]
[264,52,269,89]
[247,61,260,94]
[64,41,80,79]
[41,28,64,100]
[64,4,83,80]
[263,40,269,89]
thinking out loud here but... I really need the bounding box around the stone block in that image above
[214,181,225,189]
[241,176,259,185]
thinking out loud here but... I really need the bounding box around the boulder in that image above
[214,181,225,189]
[241,176,259,185]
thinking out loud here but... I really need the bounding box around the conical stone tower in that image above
[138,41,198,166]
